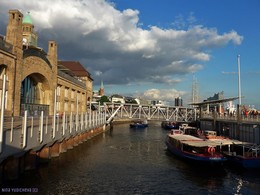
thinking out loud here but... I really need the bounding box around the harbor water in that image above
[1,121,260,194]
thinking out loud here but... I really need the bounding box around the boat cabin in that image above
[204,130,217,137]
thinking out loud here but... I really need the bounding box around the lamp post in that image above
[237,54,242,140]
[237,54,241,105]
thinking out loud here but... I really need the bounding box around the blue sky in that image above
[0,0,259,108]
[111,0,260,107]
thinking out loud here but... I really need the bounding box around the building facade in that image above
[0,10,93,117]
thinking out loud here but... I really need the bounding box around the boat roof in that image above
[169,134,216,147]
[209,138,250,146]
[168,134,249,147]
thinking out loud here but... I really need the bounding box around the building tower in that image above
[99,80,104,96]
[192,75,199,105]
[22,12,38,47]
[175,97,183,106]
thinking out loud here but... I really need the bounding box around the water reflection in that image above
[165,150,227,194]
[1,122,260,194]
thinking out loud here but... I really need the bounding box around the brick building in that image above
[0,10,93,116]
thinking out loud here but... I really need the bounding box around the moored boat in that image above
[129,120,148,128]
[185,128,229,140]
[161,121,179,130]
[179,124,201,137]
[222,143,260,169]
[199,134,260,169]
[165,129,227,165]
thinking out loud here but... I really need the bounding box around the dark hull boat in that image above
[130,120,148,128]
[222,143,260,169]
[129,123,148,128]
[161,121,179,130]
[165,130,227,165]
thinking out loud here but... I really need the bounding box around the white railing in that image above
[201,112,260,122]
[0,109,106,162]
[104,103,197,122]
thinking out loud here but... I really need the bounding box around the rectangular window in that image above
[65,87,69,98]
[71,90,75,99]
[56,101,60,112]
[71,102,75,112]
[65,102,68,111]
[57,85,61,96]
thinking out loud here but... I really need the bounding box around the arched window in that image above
[21,77,37,104]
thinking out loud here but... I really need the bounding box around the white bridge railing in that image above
[103,103,197,122]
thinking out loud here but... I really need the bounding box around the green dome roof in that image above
[22,12,33,24]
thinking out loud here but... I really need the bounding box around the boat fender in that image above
[207,147,215,154]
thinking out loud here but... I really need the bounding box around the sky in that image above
[0,0,259,108]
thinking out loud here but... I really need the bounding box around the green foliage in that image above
[128,99,138,104]
[99,95,110,105]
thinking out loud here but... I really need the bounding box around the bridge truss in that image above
[103,103,197,122]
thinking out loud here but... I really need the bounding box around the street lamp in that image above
[237,54,241,105]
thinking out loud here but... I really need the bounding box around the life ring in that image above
[197,130,201,135]
[207,147,215,154]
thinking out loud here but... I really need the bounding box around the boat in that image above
[184,128,228,140]
[179,124,201,137]
[165,129,227,165]
[222,143,260,169]
[197,133,260,169]
[129,120,148,128]
[161,121,179,130]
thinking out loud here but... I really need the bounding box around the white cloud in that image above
[143,88,187,101]
[0,0,243,103]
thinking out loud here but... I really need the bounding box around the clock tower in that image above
[22,12,38,47]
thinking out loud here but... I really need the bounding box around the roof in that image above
[58,61,91,78]
[189,96,239,106]
[23,12,33,25]
[169,133,247,147]
[169,134,216,147]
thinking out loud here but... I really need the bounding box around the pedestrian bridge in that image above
[103,103,197,124]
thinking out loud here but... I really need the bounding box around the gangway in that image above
[106,105,122,124]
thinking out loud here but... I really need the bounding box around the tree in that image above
[99,95,110,105]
